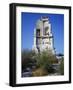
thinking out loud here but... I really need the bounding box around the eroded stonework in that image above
[32,16,55,53]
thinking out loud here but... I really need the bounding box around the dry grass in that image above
[32,68,48,76]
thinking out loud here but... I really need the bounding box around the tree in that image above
[22,49,36,71]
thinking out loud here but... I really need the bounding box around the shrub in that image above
[35,51,57,73]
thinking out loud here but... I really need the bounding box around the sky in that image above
[21,12,64,54]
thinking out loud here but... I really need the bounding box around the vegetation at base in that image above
[22,49,64,76]
[35,51,58,74]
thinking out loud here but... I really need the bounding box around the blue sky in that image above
[21,12,64,54]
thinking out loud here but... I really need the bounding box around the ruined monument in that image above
[32,16,55,54]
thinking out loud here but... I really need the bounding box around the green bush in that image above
[35,51,57,73]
